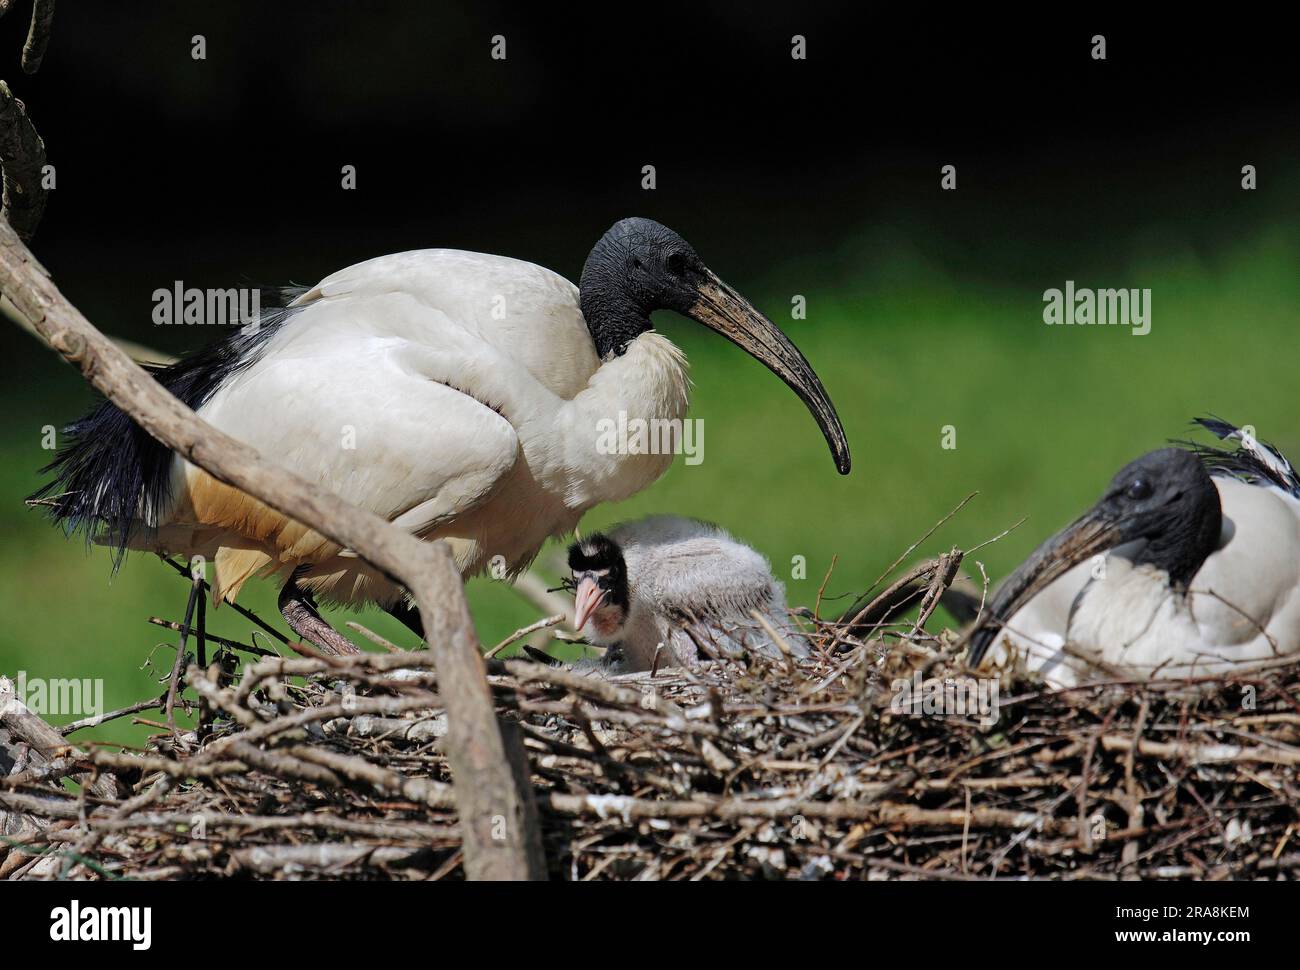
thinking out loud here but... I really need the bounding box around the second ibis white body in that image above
[970,425,1300,687]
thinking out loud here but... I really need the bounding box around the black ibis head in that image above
[568,533,631,636]
[966,447,1222,666]
[579,216,851,475]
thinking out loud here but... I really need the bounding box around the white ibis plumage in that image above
[966,419,1300,686]
[567,515,809,671]
[36,218,850,654]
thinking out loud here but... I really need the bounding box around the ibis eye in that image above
[1125,478,1152,501]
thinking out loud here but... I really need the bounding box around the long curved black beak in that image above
[688,270,851,475]
[965,506,1122,666]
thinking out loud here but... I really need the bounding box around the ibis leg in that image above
[194,564,213,740]
[164,562,204,738]
[278,576,361,656]
[195,577,208,669]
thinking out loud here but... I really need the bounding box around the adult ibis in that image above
[965,419,1300,686]
[567,515,809,671]
[36,218,850,654]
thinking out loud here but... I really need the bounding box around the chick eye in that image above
[1125,478,1152,500]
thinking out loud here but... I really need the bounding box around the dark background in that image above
[4,5,1296,321]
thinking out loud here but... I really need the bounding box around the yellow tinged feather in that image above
[211,546,274,606]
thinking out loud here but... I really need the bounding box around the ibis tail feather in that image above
[28,291,305,564]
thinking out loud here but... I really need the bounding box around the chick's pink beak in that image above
[573,577,608,632]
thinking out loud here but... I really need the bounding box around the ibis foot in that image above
[278,577,361,656]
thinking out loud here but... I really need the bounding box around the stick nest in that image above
[3,614,1299,880]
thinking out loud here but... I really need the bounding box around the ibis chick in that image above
[567,515,809,671]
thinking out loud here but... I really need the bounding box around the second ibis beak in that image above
[688,270,852,475]
[573,576,608,632]
[965,507,1123,667]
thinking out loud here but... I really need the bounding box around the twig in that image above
[346,622,404,653]
[60,695,164,736]
[813,553,838,620]
[147,617,276,657]
[859,492,977,599]
[486,613,566,659]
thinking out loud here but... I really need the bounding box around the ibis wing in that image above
[300,248,599,398]
[1186,478,1300,651]
[637,538,778,617]
[611,519,775,615]
[183,336,522,540]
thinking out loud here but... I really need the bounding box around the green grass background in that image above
[3,200,1297,747]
